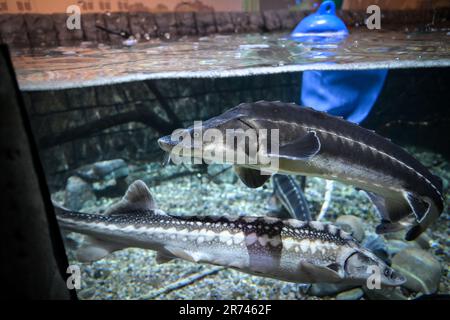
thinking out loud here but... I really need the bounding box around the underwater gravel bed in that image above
[57,146,448,300]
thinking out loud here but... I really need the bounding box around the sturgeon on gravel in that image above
[55,180,405,286]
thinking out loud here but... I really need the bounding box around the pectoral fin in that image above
[298,261,343,283]
[375,220,405,234]
[234,166,271,188]
[156,251,176,264]
[164,246,204,263]
[76,236,125,262]
[268,131,321,161]
[364,191,411,229]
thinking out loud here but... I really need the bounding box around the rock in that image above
[335,215,366,242]
[336,288,364,300]
[93,177,128,198]
[64,176,95,210]
[309,283,357,297]
[392,248,441,294]
[414,233,432,250]
[77,287,96,300]
[93,159,128,180]
[386,239,421,257]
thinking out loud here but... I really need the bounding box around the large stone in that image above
[93,177,128,198]
[336,288,364,300]
[92,159,129,179]
[309,283,358,297]
[64,176,95,210]
[386,239,421,257]
[392,248,441,294]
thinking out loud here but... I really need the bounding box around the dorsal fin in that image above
[105,180,156,215]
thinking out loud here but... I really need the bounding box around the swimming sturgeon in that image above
[158,101,444,241]
[54,180,405,286]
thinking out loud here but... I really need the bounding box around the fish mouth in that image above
[158,135,178,153]
[158,134,204,162]
[386,269,406,286]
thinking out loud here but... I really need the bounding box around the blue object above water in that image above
[291,0,387,124]
[301,69,388,124]
[290,1,348,41]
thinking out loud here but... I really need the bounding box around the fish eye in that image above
[384,268,391,277]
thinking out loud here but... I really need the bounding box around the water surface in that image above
[12,30,450,91]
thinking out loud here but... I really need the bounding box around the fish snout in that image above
[344,250,406,287]
[158,135,178,153]
[381,267,406,287]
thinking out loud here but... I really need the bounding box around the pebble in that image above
[309,283,358,297]
[386,239,421,256]
[93,159,129,180]
[77,287,96,300]
[336,288,364,300]
[64,176,95,210]
[392,248,442,294]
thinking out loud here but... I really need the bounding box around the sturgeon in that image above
[158,101,444,241]
[55,180,404,286]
